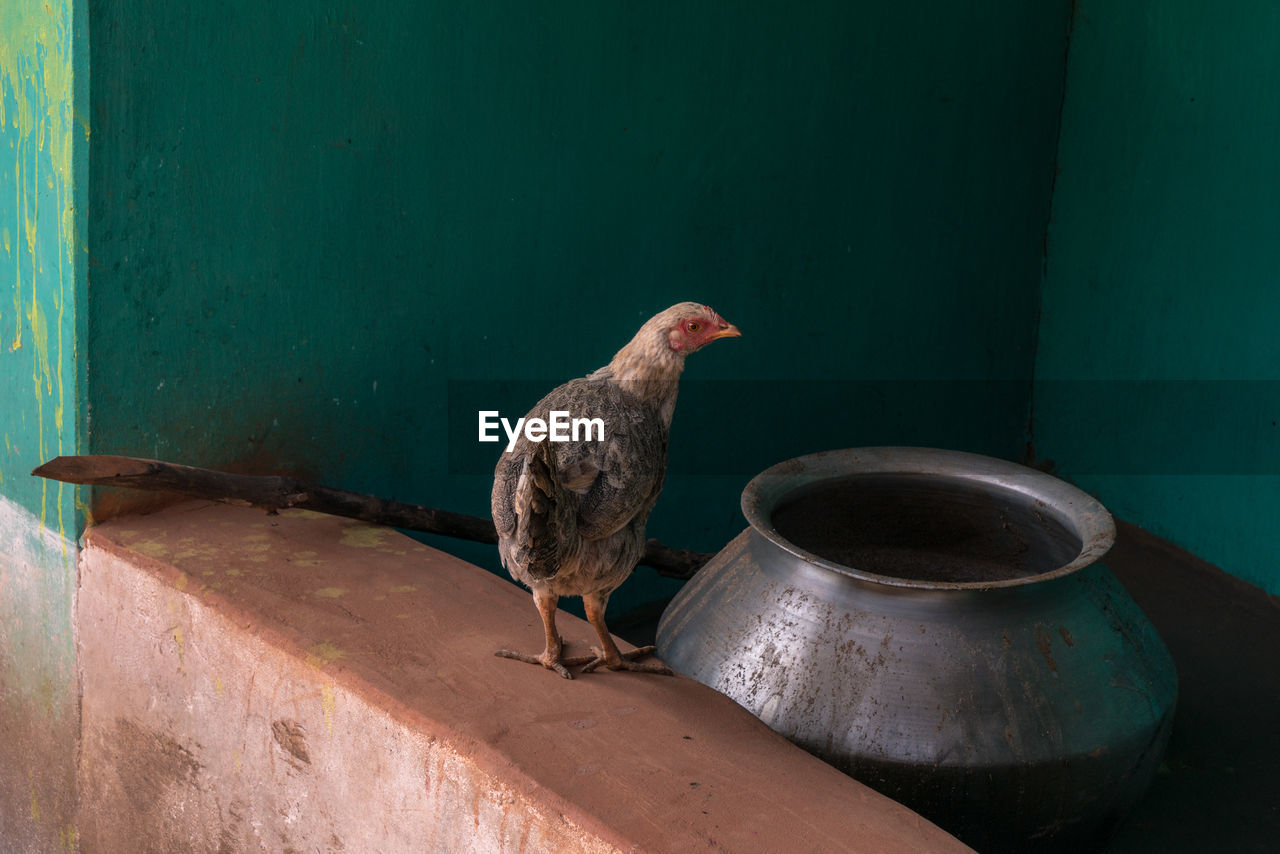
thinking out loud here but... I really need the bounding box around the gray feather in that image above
[491,374,668,589]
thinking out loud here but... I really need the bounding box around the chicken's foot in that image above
[495,589,594,679]
[579,644,673,675]
[578,591,674,676]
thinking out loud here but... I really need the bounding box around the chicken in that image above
[492,302,741,678]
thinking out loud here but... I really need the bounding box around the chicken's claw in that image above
[579,645,674,676]
[494,648,578,680]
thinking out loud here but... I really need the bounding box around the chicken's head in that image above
[664,303,741,353]
[606,301,742,404]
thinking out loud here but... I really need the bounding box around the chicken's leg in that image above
[495,589,591,679]
[579,590,674,676]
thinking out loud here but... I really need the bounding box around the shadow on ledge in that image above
[1099,521,1280,854]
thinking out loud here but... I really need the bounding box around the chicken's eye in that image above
[687,321,701,333]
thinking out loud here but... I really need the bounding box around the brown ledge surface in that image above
[78,500,968,853]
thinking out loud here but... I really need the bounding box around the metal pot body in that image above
[656,448,1177,853]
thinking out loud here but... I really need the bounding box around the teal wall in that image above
[1036,0,1280,595]
[1,0,85,535]
[86,1,1070,614]
[0,0,85,849]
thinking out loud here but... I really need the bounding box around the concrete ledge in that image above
[77,501,969,852]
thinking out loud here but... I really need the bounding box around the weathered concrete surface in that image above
[77,501,969,853]
[0,496,80,854]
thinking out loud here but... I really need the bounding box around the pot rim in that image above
[741,446,1116,591]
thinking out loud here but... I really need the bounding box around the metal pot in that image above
[656,447,1176,853]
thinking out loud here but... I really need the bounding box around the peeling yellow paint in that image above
[28,265,51,395]
[314,586,346,598]
[388,584,418,593]
[280,509,329,520]
[173,539,221,560]
[321,683,336,738]
[133,540,169,558]
[74,491,92,525]
[173,547,218,560]
[305,642,346,669]
[340,524,387,549]
[59,823,77,852]
[225,568,242,577]
[29,773,40,822]
[174,571,187,591]
[172,626,185,664]
[213,675,224,700]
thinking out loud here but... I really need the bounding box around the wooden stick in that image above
[32,455,712,580]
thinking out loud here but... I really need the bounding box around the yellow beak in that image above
[709,323,742,341]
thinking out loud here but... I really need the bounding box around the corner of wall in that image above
[1027,0,1083,466]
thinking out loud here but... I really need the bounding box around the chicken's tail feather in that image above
[514,441,568,580]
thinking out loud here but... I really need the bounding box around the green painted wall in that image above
[0,0,86,849]
[86,0,1069,615]
[1036,0,1280,595]
[1,0,85,535]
